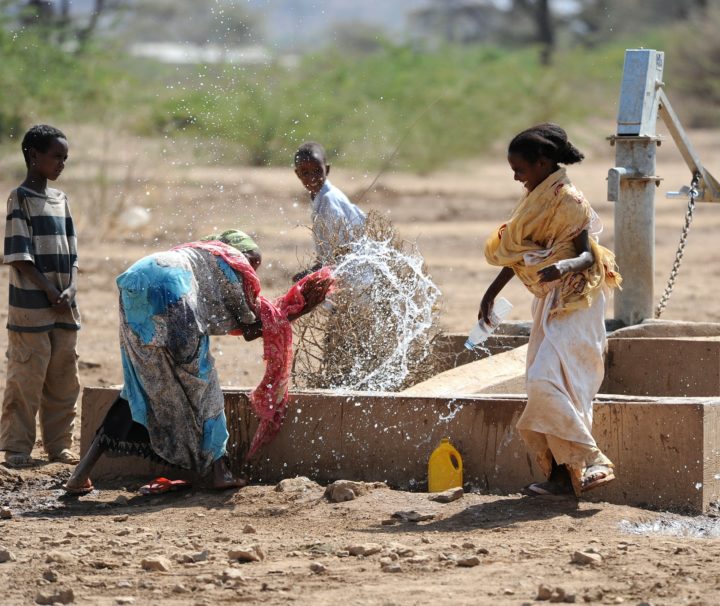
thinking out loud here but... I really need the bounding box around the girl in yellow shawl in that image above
[481,124,621,497]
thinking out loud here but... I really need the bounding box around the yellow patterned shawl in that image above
[484,168,621,316]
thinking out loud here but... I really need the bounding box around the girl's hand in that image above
[479,292,495,322]
[537,261,568,283]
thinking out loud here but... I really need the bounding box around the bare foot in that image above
[212,457,247,490]
[64,477,94,495]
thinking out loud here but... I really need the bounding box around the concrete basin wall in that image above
[81,387,720,513]
[602,337,720,397]
[440,331,720,398]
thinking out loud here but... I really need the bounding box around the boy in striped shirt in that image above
[1,124,80,468]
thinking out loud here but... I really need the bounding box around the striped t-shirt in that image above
[3,186,80,332]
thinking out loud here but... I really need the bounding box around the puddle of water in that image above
[619,515,720,538]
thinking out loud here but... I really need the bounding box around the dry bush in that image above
[292,211,443,392]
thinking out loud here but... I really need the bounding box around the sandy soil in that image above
[1,123,720,604]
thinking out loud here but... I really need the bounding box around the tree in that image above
[573,0,710,45]
[119,0,262,47]
[512,0,555,65]
[9,0,124,52]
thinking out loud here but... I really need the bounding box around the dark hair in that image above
[508,123,584,165]
[294,141,327,167]
[21,124,67,166]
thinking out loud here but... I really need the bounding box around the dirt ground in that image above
[1,123,720,605]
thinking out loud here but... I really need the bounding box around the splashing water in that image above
[293,233,441,392]
[438,398,463,422]
[332,235,441,392]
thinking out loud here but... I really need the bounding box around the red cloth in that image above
[172,240,333,460]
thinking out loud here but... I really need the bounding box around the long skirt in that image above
[516,289,613,486]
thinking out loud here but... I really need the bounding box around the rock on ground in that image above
[571,550,603,566]
[324,480,387,503]
[140,556,172,572]
[227,545,266,562]
[274,476,321,493]
[428,487,464,503]
[35,587,74,605]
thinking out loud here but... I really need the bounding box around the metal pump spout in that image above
[607,167,639,202]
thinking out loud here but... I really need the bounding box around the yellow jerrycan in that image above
[428,437,463,492]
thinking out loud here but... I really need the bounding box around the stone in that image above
[113,495,129,506]
[429,487,464,503]
[45,552,74,564]
[381,562,402,573]
[242,524,257,534]
[227,545,265,563]
[477,547,490,555]
[0,548,16,563]
[392,545,415,558]
[172,584,188,593]
[90,559,120,570]
[220,568,246,582]
[42,569,58,583]
[35,587,74,605]
[115,598,135,605]
[141,556,172,572]
[391,511,436,523]
[113,515,129,523]
[571,551,603,566]
[310,562,327,573]
[274,477,321,493]
[456,556,480,567]
[0,506,12,519]
[329,486,356,502]
[180,550,208,563]
[347,543,383,557]
[537,584,553,600]
[324,480,387,503]
[583,589,604,602]
[543,587,575,603]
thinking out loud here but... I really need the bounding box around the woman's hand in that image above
[300,277,333,314]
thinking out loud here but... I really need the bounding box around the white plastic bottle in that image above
[464,297,513,350]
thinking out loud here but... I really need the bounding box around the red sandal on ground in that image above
[139,477,191,495]
[580,464,615,493]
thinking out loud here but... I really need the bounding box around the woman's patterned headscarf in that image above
[201,229,259,253]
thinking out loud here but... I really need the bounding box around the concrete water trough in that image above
[80,320,720,513]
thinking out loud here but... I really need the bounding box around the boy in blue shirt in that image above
[292,141,366,282]
[1,124,80,468]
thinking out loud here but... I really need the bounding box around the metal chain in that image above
[654,173,700,318]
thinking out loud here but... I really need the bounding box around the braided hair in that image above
[508,123,584,166]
